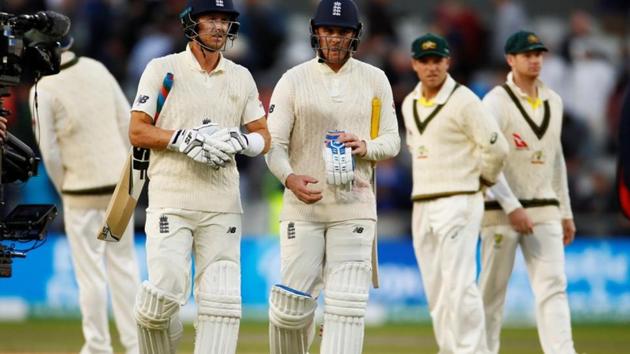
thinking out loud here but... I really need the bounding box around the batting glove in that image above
[323,130,354,186]
[226,128,249,154]
[168,123,233,168]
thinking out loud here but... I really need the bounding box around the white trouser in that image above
[479,221,576,354]
[276,219,375,353]
[412,193,488,354]
[64,206,140,354]
[144,208,242,354]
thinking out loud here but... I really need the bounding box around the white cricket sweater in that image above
[483,73,573,226]
[401,75,508,201]
[265,57,400,222]
[31,51,130,208]
[132,45,265,213]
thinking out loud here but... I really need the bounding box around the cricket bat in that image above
[98,72,174,242]
[370,97,381,288]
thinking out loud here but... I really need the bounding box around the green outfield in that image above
[0,320,628,353]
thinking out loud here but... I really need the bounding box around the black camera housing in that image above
[0,10,69,277]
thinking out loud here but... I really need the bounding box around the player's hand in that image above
[337,132,367,157]
[0,116,7,143]
[562,218,576,246]
[507,208,533,235]
[285,174,323,204]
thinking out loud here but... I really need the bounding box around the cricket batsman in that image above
[479,30,577,354]
[128,0,270,353]
[264,1,400,353]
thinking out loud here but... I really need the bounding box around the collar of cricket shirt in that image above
[504,72,551,140]
[411,74,460,135]
[415,74,456,106]
[59,51,79,70]
[185,43,226,75]
[506,72,549,102]
[315,56,355,75]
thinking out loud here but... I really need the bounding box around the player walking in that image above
[401,33,508,353]
[128,1,270,353]
[264,1,400,353]
[479,30,577,354]
[30,36,141,354]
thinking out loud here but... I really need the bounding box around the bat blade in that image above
[98,154,138,241]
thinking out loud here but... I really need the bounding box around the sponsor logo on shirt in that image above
[136,95,150,105]
[490,132,498,144]
[512,133,529,150]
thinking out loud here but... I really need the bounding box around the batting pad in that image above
[194,261,241,354]
[320,262,371,354]
[168,316,183,354]
[269,284,317,354]
[134,281,181,354]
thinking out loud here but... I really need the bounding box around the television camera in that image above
[0,10,70,277]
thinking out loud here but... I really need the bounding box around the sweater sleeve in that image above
[131,59,162,121]
[459,96,508,185]
[489,172,523,214]
[264,74,295,185]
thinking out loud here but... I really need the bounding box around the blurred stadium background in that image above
[1,0,629,353]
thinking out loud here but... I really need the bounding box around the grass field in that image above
[0,320,628,353]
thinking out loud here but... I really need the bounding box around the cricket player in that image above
[265,1,400,353]
[479,30,577,354]
[128,0,270,353]
[30,36,141,354]
[401,33,508,353]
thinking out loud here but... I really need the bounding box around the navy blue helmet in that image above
[310,0,363,52]
[179,0,240,49]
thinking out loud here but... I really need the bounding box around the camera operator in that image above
[29,35,140,354]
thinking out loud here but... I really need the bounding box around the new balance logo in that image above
[216,0,224,7]
[159,215,169,234]
[332,1,342,16]
[227,226,237,234]
[287,222,296,239]
[136,95,149,104]
[353,226,364,234]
